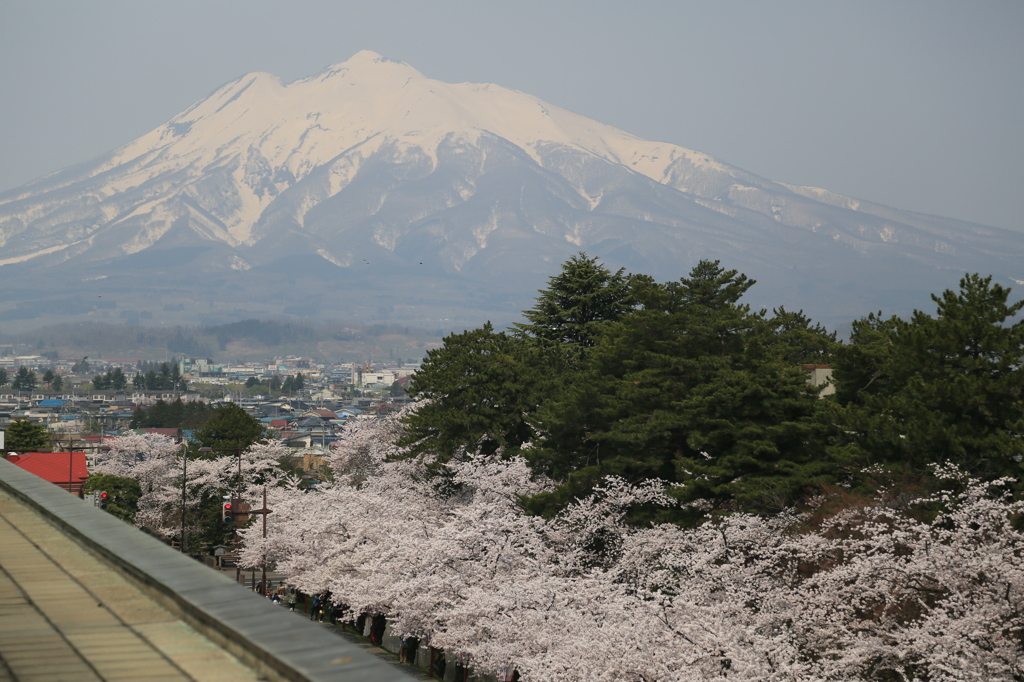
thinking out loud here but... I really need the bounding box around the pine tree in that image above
[5,419,50,452]
[399,323,543,463]
[831,273,1024,480]
[513,253,635,363]
[109,367,128,390]
[528,261,837,520]
[11,367,37,391]
[192,403,265,453]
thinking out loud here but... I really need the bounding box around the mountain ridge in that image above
[0,50,1021,331]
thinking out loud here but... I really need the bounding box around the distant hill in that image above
[1,50,1022,331]
[0,319,442,364]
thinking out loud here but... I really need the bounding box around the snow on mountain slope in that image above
[0,50,1021,330]
[0,51,758,257]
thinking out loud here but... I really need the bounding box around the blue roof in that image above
[39,399,66,407]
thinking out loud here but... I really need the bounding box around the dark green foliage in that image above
[191,403,265,453]
[84,474,141,523]
[830,273,1024,480]
[0,368,6,387]
[765,307,837,365]
[244,376,260,388]
[42,369,55,386]
[513,253,636,362]
[91,367,129,390]
[280,374,304,393]
[190,490,234,551]
[527,261,839,520]
[400,323,543,463]
[135,362,183,390]
[130,398,216,430]
[4,419,50,452]
[11,366,37,390]
[397,252,1021,525]
[51,375,63,391]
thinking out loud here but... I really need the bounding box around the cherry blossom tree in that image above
[247,407,1024,681]
[94,432,295,542]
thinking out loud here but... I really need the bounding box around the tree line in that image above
[400,254,1024,522]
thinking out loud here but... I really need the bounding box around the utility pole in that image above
[180,440,188,554]
[248,487,272,595]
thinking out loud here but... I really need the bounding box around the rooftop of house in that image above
[6,451,88,484]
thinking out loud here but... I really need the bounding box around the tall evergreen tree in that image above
[109,367,128,390]
[830,273,1024,480]
[400,323,543,463]
[527,261,838,520]
[513,253,635,363]
[4,419,50,452]
[192,403,265,453]
[11,367,37,391]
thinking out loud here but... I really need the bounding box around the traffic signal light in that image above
[99,491,109,510]
[222,500,233,524]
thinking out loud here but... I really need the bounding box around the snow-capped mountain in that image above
[1,50,1021,329]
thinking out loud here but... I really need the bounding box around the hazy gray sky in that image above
[2,0,1022,231]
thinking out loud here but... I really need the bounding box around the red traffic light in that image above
[224,503,232,510]
[100,492,109,500]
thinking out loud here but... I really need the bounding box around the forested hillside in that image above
[0,319,443,362]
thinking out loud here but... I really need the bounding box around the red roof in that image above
[8,452,89,484]
[271,419,287,427]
